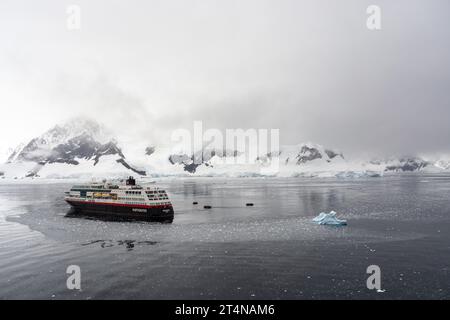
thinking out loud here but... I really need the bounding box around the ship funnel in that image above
[126,176,136,186]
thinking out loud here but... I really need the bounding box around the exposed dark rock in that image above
[325,149,344,160]
[183,162,201,173]
[296,146,322,164]
[385,158,430,172]
[145,146,155,156]
[169,154,200,173]
[168,154,191,165]
[46,133,125,166]
[24,163,45,178]
[94,141,125,164]
[168,148,240,173]
[116,158,146,176]
[257,146,342,166]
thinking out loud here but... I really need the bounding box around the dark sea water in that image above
[0,174,449,299]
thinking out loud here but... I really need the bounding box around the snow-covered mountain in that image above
[369,157,431,172]
[256,143,344,165]
[167,148,242,173]
[132,142,371,178]
[1,118,145,179]
[149,143,345,176]
[2,118,450,180]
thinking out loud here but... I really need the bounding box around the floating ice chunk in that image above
[312,211,347,226]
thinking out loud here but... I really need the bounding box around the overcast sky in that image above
[0,0,449,157]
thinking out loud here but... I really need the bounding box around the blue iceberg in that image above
[312,211,347,226]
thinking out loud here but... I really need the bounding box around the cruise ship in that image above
[65,177,174,222]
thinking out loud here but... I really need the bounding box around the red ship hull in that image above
[66,199,174,223]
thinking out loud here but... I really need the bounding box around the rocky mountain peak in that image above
[4,117,145,177]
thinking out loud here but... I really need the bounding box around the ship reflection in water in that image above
[81,239,159,251]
